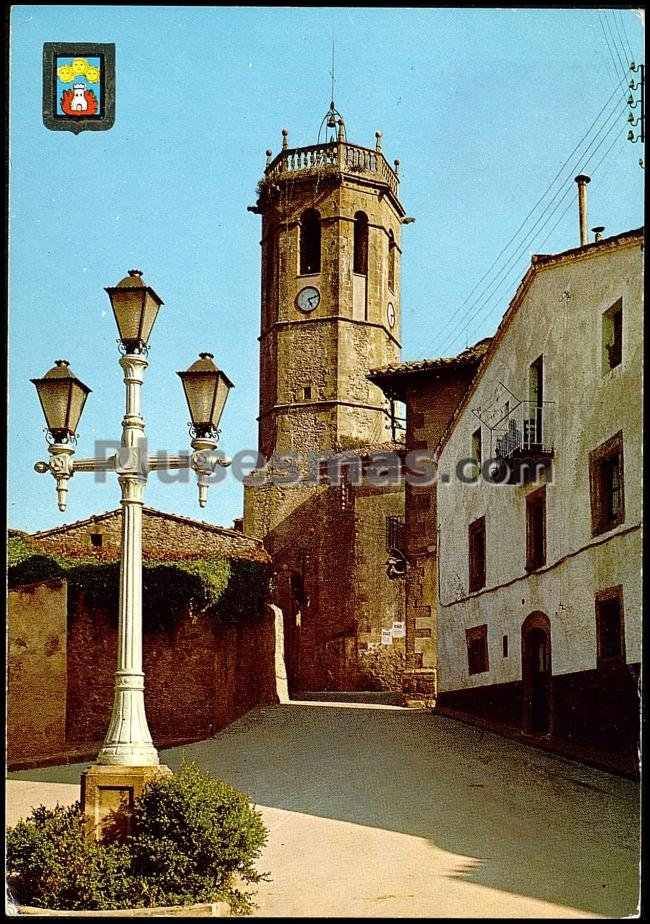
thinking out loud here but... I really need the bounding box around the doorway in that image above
[521,611,552,735]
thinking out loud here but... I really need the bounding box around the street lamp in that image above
[31,360,92,511]
[178,352,234,507]
[32,269,233,831]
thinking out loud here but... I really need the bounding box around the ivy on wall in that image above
[7,538,269,632]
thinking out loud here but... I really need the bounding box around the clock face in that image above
[387,302,396,329]
[296,286,321,313]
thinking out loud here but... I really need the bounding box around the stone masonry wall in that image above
[7,578,279,768]
[65,591,278,748]
[7,580,68,764]
[403,369,479,673]
[29,508,269,564]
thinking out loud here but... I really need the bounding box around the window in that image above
[299,209,321,275]
[602,299,623,372]
[303,386,312,400]
[353,211,369,275]
[386,515,405,551]
[502,634,509,658]
[387,229,396,292]
[466,625,489,675]
[90,532,103,548]
[595,586,625,664]
[468,516,486,592]
[589,431,625,535]
[525,485,546,570]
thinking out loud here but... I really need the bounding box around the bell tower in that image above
[244,106,408,693]
[251,105,406,459]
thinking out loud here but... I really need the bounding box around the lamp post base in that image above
[81,763,173,842]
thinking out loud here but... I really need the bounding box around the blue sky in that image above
[9,6,644,533]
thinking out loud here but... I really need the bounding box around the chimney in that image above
[592,225,605,242]
[574,174,591,246]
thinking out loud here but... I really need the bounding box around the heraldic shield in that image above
[43,43,115,134]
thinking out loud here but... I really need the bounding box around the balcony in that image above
[263,141,400,198]
[492,401,554,477]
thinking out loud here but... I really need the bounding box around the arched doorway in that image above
[521,611,552,735]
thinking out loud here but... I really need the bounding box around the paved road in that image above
[7,699,640,918]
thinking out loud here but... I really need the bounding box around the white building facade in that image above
[435,229,642,768]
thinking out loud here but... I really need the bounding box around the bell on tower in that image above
[319,100,345,145]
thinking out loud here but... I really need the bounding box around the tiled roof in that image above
[369,338,492,382]
[531,227,643,268]
[26,507,269,564]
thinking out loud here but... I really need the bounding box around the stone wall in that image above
[29,508,268,564]
[258,169,402,460]
[402,368,479,673]
[245,469,405,692]
[65,589,279,749]
[7,580,68,764]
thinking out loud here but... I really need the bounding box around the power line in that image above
[439,108,627,352]
[600,11,628,83]
[611,9,632,69]
[436,85,623,350]
[598,13,623,89]
[438,93,626,353]
[615,9,635,63]
[537,126,625,249]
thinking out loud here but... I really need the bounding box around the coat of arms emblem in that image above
[43,43,115,134]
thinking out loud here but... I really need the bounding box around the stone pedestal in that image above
[81,763,173,841]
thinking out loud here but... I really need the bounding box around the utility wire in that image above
[600,10,628,83]
[615,9,635,63]
[537,126,625,250]
[438,93,626,352]
[439,106,627,352]
[437,84,623,350]
[611,9,632,69]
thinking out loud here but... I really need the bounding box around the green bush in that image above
[6,761,269,914]
[7,537,270,633]
[6,803,132,911]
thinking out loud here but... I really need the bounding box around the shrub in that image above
[6,803,132,911]
[6,761,268,914]
[359,645,406,693]
[127,761,268,913]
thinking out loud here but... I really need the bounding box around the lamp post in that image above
[32,269,233,833]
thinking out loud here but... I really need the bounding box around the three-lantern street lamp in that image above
[31,269,233,768]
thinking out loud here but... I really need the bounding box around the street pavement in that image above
[7,698,640,918]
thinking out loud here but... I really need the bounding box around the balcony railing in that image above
[493,401,554,462]
[265,142,400,197]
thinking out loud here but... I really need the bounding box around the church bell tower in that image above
[244,105,408,693]
[251,104,406,459]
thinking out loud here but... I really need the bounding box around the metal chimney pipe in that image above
[574,174,591,246]
[592,225,605,242]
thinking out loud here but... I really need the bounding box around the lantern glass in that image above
[178,353,233,436]
[31,360,91,440]
[105,269,163,353]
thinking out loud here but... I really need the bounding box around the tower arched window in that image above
[388,229,396,292]
[300,209,321,275]
[353,211,369,275]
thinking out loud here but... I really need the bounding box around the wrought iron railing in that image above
[265,142,400,196]
[493,401,554,460]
